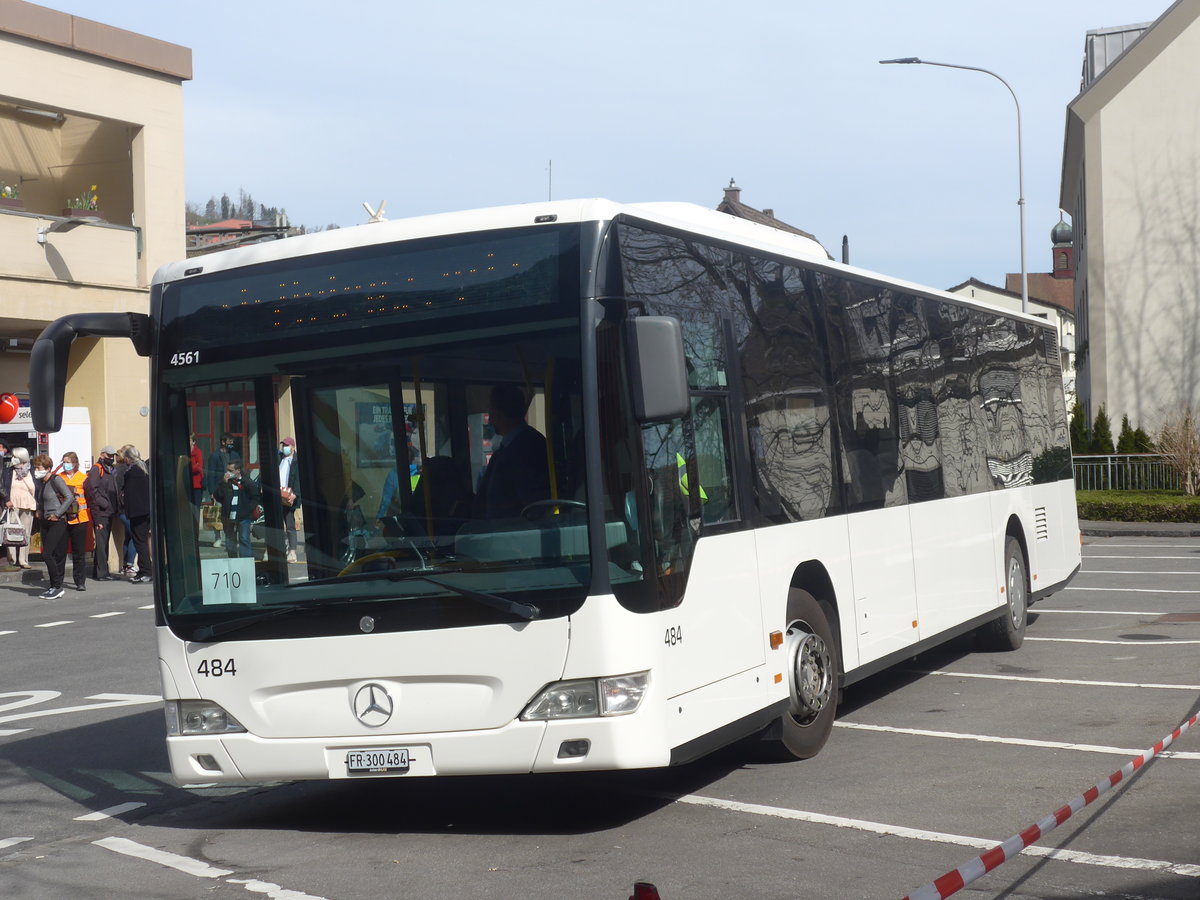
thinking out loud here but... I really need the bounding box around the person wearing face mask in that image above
[56,452,90,592]
[212,459,260,559]
[205,433,241,548]
[5,447,36,569]
[34,453,74,599]
[84,446,120,581]
[277,437,300,563]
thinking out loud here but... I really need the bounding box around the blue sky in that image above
[48,1,1172,290]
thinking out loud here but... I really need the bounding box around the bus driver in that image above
[473,384,549,519]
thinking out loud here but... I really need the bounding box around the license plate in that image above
[346,748,410,774]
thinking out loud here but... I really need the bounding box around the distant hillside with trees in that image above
[185,187,338,232]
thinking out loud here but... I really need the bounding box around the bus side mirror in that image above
[627,316,689,423]
[30,312,153,433]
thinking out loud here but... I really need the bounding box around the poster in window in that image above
[356,402,423,467]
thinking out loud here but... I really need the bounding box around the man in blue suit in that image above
[474,384,550,519]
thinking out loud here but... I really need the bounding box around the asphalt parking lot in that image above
[2,528,1198,899]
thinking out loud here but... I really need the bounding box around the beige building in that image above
[1061,0,1200,431]
[0,0,190,459]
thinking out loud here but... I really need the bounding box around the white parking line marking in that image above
[1028,636,1200,646]
[93,836,232,877]
[35,621,73,628]
[833,721,1200,760]
[225,878,331,899]
[1036,608,1164,616]
[914,669,1200,691]
[1089,547,1200,554]
[1088,555,1200,560]
[662,793,1200,878]
[138,604,153,610]
[0,837,34,850]
[75,802,146,821]
[1066,586,1200,594]
[90,612,125,619]
[93,837,332,898]
[1080,569,1200,575]
[0,693,161,725]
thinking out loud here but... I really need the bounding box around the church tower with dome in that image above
[1050,217,1074,279]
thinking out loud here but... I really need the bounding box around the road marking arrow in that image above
[0,693,161,725]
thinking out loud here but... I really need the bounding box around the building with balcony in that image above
[0,0,191,459]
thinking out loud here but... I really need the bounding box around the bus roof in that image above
[155,198,1054,329]
[153,199,832,285]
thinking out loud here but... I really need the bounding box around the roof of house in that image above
[715,181,831,257]
[0,0,192,80]
[1005,273,1075,313]
[946,276,1075,316]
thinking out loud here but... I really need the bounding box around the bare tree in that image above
[1156,406,1200,495]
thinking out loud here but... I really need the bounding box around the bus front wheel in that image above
[775,589,839,759]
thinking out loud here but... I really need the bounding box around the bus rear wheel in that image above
[775,590,839,760]
[979,536,1028,651]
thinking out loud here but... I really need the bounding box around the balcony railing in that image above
[1072,454,1182,492]
[0,207,139,287]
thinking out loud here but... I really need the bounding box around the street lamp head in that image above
[879,57,922,65]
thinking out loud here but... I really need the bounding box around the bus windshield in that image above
[155,231,593,640]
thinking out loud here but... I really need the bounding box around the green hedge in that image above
[1076,490,1200,523]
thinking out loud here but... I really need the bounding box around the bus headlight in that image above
[521,672,649,720]
[164,700,247,736]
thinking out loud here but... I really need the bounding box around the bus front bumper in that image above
[167,714,669,785]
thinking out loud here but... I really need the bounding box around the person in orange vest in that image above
[55,451,91,592]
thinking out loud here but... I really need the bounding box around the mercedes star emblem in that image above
[352,682,394,727]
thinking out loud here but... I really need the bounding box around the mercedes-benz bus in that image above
[31,199,1080,784]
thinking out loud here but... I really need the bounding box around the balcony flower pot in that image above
[62,207,103,220]
[0,198,24,211]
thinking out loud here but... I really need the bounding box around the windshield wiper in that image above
[302,566,537,619]
[191,603,304,642]
[413,575,539,621]
[191,573,537,641]
[190,598,356,642]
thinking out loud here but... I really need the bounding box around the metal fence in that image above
[1072,453,1182,492]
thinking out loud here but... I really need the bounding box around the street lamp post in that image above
[880,57,1028,314]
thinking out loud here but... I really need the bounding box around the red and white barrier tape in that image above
[903,712,1199,900]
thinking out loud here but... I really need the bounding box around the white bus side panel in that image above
[752,515,858,671]
[1019,479,1082,593]
[658,531,765,701]
[846,507,920,665]
[909,493,998,639]
[566,531,769,755]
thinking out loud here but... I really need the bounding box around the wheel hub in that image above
[785,623,833,723]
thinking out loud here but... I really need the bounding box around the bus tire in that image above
[771,589,839,760]
[979,536,1028,651]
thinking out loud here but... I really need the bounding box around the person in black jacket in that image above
[34,453,74,599]
[0,439,12,506]
[472,384,550,519]
[118,445,153,583]
[84,445,119,581]
[212,458,261,559]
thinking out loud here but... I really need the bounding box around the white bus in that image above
[31,199,1080,783]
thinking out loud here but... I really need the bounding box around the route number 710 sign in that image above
[200,558,256,605]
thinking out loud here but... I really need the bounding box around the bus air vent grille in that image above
[1043,331,1061,370]
[1035,506,1049,541]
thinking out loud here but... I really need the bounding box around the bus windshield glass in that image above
[155,225,592,640]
